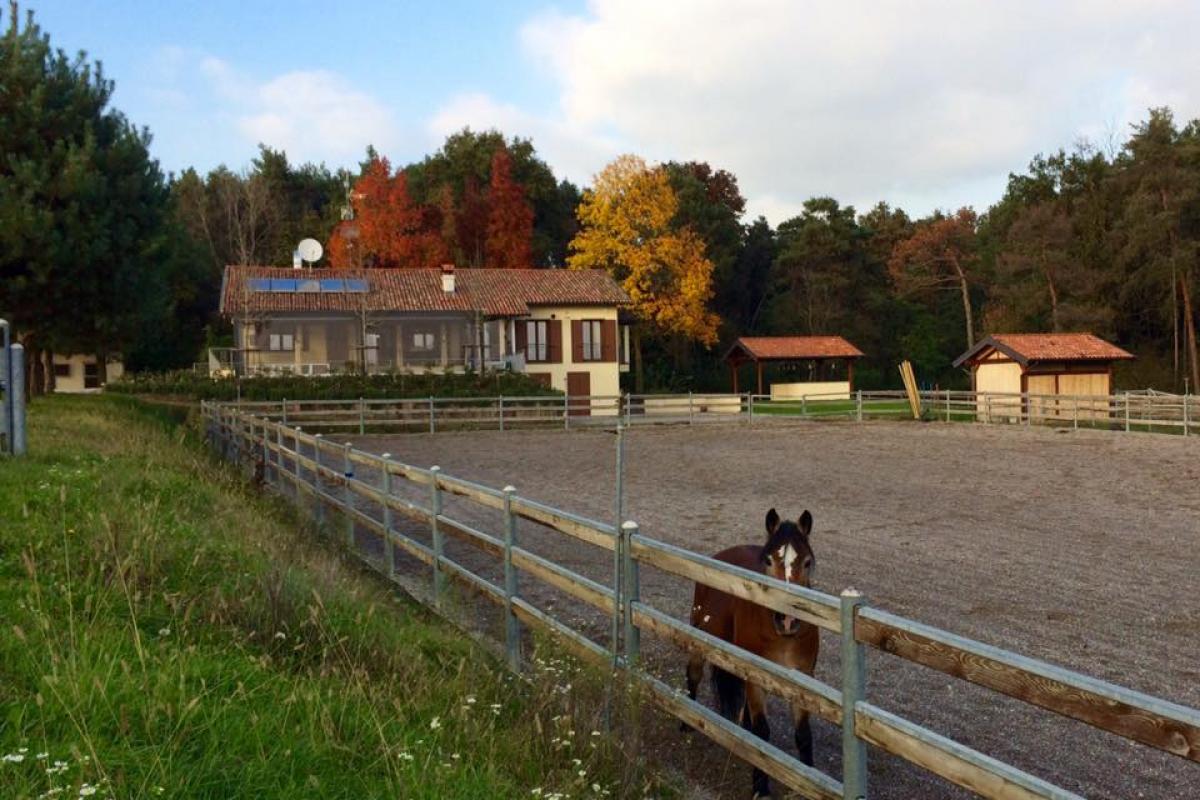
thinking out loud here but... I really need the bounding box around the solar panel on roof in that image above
[297,279,320,293]
[270,279,298,292]
[345,279,368,292]
[318,278,345,292]
[248,278,272,291]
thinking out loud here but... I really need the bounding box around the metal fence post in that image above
[358,397,366,435]
[281,397,288,426]
[802,395,808,418]
[293,427,303,503]
[1073,396,1079,431]
[945,389,951,422]
[9,344,25,456]
[313,435,325,526]
[1184,394,1191,438]
[688,391,694,425]
[342,442,354,549]
[1124,393,1130,433]
[429,396,436,434]
[612,425,626,665]
[624,393,632,427]
[841,588,868,800]
[620,521,640,665]
[429,465,445,607]
[275,425,284,490]
[381,454,395,576]
[747,392,754,425]
[856,390,863,422]
[502,485,520,671]
[498,395,505,432]
[564,393,570,430]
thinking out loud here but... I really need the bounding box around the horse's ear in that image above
[798,510,813,537]
[765,508,780,535]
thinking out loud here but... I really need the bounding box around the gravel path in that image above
[323,419,1200,799]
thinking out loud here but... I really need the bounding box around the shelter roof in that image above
[219,265,629,317]
[724,336,864,362]
[953,333,1134,367]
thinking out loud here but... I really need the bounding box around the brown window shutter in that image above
[601,320,616,362]
[571,320,584,363]
[548,320,563,363]
[516,321,527,356]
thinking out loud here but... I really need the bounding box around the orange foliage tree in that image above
[330,156,447,268]
[485,146,534,268]
[888,207,980,349]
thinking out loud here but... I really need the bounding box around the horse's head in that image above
[762,508,815,636]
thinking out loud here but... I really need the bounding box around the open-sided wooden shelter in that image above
[724,336,864,397]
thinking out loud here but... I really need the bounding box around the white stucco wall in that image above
[52,354,124,393]
[522,306,621,415]
[769,381,851,401]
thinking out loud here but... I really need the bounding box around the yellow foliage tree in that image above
[568,155,720,390]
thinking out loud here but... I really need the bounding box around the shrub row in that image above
[108,369,562,401]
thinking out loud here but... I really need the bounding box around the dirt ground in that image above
[325,419,1200,799]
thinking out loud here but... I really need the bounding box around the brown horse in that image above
[685,508,819,799]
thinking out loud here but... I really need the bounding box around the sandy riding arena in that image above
[342,420,1200,799]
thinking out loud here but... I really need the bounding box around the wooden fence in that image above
[202,400,1200,799]
[224,388,1197,438]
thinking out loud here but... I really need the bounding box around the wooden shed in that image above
[953,333,1134,420]
[724,336,864,398]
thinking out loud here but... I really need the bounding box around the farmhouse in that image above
[953,333,1134,420]
[218,264,630,397]
[723,336,864,398]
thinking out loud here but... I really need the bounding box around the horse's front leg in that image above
[791,699,814,767]
[742,682,772,798]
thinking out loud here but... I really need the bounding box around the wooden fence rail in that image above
[227,387,1197,439]
[203,401,1200,799]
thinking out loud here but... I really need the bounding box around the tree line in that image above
[3,3,1198,394]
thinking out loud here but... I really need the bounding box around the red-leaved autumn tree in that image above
[485,146,534,268]
[331,156,447,268]
[889,207,980,349]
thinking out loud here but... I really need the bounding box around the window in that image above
[54,362,71,378]
[580,320,602,361]
[268,333,294,351]
[525,320,548,362]
[412,332,435,351]
[84,362,100,389]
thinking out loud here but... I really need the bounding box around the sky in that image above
[30,0,1200,223]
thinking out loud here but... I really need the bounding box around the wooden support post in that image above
[756,360,764,396]
[430,465,445,607]
[502,485,520,671]
[620,521,640,665]
[841,588,868,800]
[381,454,395,576]
[342,443,354,549]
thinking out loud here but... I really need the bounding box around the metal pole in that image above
[564,393,570,430]
[1124,393,1130,433]
[429,465,445,607]
[429,396,435,434]
[0,318,11,454]
[502,485,520,671]
[342,443,354,549]
[275,424,284,491]
[620,521,640,665]
[945,388,951,423]
[747,392,754,425]
[688,391,694,425]
[802,395,807,418]
[293,427,303,503]
[358,397,366,435]
[841,588,868,800]
[10,344,26,456]
[313,435,325,526]
[498,395,505,432]
[856,389,863,423]
[1184,394,1190,438]
[281,397,287,426]
[612,425,625,665]
[1073,396,1079,431]
[381,454,395,575]
[624,393,631,427]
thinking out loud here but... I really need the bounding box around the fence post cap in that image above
[503,485,517,494]
[620,520,639,532]
[430,465,441,473]
[841,587,864,599]
[314,433,323,438]
[381,452,392,459]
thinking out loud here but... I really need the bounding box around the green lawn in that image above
[751,398,912,417]
[0,396,660,799]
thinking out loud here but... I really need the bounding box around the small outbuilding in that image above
[724,336,864,398]
[952,333,1134,420]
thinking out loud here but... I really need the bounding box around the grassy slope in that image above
[0,397,656,799]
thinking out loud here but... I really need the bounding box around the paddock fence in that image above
[221,387,1197,438]
[201,400,1200,800]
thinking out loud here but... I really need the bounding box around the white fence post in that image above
[342,442,354,548]
[498,395,505,432]
[430,465,445,607]
[856,390,863,423]
[1185,394,1191,438]
[429,396,436,434]
[313,434,325,527]
[841,588,868,799]
[1124,393,1130,433]
[502,485,520,671]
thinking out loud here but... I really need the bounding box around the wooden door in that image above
[567,371,591,417]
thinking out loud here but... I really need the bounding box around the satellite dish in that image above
[297,238,324,264]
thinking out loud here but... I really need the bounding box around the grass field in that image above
[0,397,666,799]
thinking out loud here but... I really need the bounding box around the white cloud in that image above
[512,0,1200,221]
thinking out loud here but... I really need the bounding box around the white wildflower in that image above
[429,716,441,730]
[158,628,170,637]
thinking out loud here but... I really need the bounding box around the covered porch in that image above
[724,336,864,397]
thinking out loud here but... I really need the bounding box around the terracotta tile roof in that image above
[220,266,629,317]
[953,333,1134,367]
[725,336,864,361]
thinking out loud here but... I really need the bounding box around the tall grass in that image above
[0,397,672,799]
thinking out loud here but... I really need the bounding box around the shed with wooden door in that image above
[952,333,1134,421]
[724,336,864,398]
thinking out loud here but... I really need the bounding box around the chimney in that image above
[441,262,456,293]
[292,250,302,269]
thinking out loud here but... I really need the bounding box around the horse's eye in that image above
[803,558,813,570]
[764,555,774,566]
